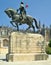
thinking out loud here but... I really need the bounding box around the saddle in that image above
[19,13,26,23]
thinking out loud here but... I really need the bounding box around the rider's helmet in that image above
[21,1,24,4]
[20,1,24,7]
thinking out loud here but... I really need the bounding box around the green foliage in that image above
[48,40,51,47]
[46,46,51,54]
[46,40,51,54]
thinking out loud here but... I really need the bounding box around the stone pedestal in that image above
[6,32,48,61]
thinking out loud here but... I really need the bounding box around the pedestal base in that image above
[6,53,48,62]
[7,32,48,62]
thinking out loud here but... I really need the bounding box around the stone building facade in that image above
[0,26,13,54]
[40,24,51,45]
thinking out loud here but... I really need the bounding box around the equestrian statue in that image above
[4,2,39,32]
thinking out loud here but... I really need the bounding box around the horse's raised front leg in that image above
[10,21,16,27]
[10,21,19,31]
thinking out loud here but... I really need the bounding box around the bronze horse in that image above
[4,8,39,31]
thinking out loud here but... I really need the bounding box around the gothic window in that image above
[0,32,1,36]
[3,39,9,47]
[1,30,5,35]
[0,40,1,47]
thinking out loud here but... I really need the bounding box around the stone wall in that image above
[0,47,8,54]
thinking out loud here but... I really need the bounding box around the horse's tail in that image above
[33,18,39,29]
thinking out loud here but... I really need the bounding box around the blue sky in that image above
[0,0,51,29]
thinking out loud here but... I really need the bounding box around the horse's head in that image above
[4,8,18,18]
